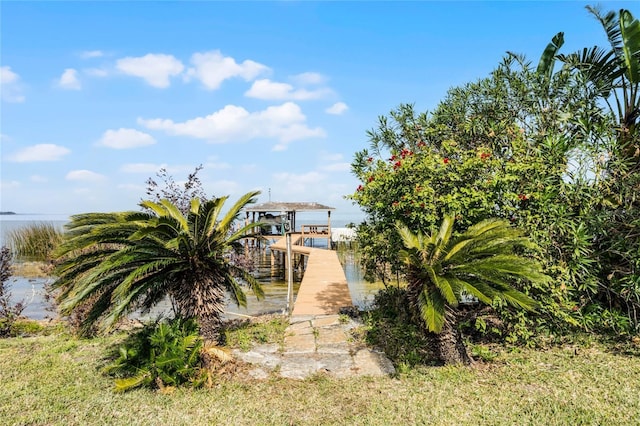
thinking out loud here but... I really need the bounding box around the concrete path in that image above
[233,314,395,380]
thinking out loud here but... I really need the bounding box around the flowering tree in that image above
[349,53,611,338]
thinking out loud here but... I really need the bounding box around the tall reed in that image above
[7,222,63,261]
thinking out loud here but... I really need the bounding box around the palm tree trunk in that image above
[198,312,223,344]
[435,320,472,365]
[173,277,226,344]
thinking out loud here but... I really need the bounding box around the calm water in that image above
[1,213,381,320]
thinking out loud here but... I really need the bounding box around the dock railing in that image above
[300,224,331,238]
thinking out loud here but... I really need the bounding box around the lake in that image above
[0,212,382,320]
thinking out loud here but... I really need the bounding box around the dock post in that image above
[286,233,294,314]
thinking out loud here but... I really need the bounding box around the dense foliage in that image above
[350,6,640,339]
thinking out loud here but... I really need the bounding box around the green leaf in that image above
[537,31,565,80]
[620,9,640,83]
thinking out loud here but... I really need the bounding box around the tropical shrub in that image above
[396,217,547,364]
[52,192,264,341]
[104,318,209,392]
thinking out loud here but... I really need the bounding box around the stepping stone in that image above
[316,327,348,345]
[352,349,396,377]
[312,315,341,327]
[283,332,316,353]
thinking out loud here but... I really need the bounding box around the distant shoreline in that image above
[0,212,17,215]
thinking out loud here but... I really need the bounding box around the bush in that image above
[0,247,25,338]
[104,318,208,392]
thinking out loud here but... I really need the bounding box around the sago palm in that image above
[52,191,264,342]
[397,216,549,364]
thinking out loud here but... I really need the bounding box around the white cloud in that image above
[320,162,351,172]
[57,68,81,90]
[138,102,325,149]
[291,72,326,85]
[0,180,20,190]
[272,171,327,195]
[116,53,184,88]
[1,66,26,103]
[85,68,109,77]
[1,66,20,85]
[97,128,156,149]
[66,170,107,182]
[120,163,167,174]
[30,175,48,183]
[185,50,269,90]
[245,79,332,101]
[80,50,104,59]
[325,102,348,115]
[8,144,70,162]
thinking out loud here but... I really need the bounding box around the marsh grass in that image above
[1,325,639,425]
[7,222,63,261]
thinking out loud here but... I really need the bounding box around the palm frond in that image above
[397,216,548,334]
[216,190,261,235]
[418,287,446,333]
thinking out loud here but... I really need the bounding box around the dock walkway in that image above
[270,234,353,316]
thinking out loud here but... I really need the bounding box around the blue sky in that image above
[1,1,637,216]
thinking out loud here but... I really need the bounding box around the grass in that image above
[223,315,289,351]
[1,323,640,425]
[6,222,63,261]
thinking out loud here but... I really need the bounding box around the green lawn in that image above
[1,327,639,425]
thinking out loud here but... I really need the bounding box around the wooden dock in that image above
[270,234,353,316]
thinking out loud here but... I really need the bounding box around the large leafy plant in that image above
[104,318,209,392]
[397,216,547,364]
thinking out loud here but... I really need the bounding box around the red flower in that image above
[480,152,491,160]
[367,157,373,163]
[400,148,413,158]
[417,141,426,148]
[443,158,449,164]
[518,193,529,201]
[392,201,399,207]
[390,155,397,161]
[368,176,374,182]
[357,185,363,192]
[394,161,402,169]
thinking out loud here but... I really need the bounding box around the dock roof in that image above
[245,201,335,212]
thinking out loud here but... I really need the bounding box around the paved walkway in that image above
[233,314,395,380]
